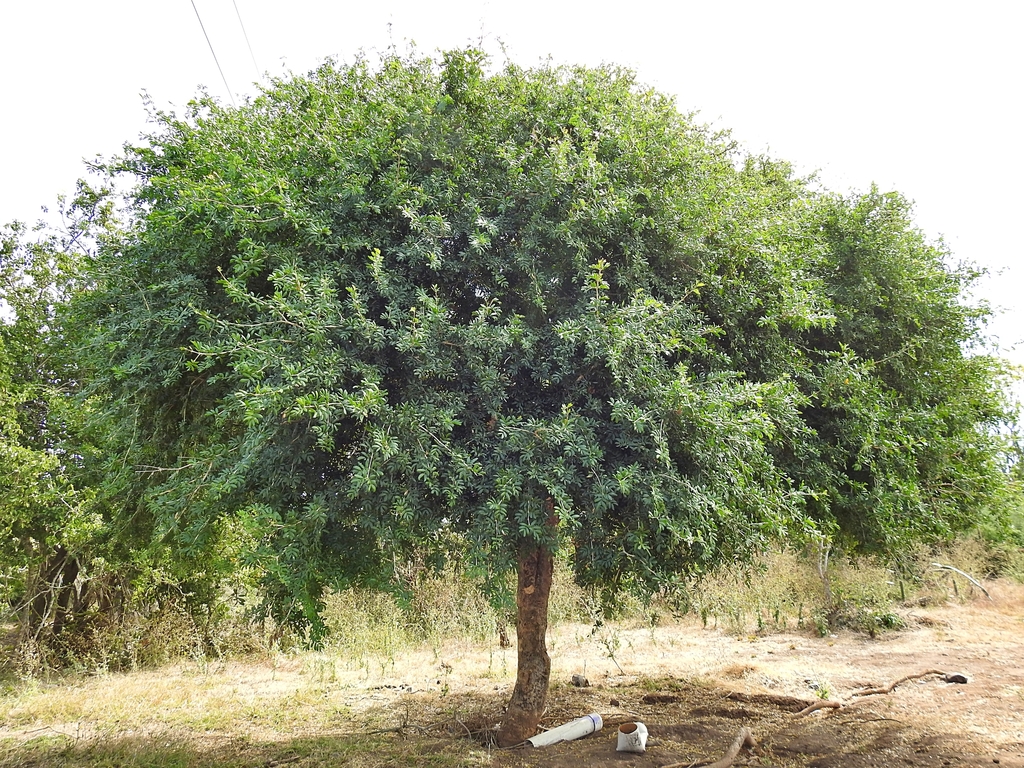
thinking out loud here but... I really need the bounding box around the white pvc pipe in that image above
[526,713,604,747]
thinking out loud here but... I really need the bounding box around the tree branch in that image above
[930,564,991,599]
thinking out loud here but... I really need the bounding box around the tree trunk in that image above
[496,540,555,746]
[50,555,80,638]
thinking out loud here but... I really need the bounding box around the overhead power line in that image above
[232,0,262,79]
[189,0,238,107]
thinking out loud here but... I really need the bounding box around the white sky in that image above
[2,1,1021,375]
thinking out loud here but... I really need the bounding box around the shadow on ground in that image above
[3,679,1023,767]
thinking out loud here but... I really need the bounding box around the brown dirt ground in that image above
[487,580,1024,767]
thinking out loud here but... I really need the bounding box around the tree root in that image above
[662,727,757,768]
[850,669,946,697]
[667,668,952,768]
[364,719,450,736]
[794,700,843,717]
[727,691,819,712]
[793,669,950,717]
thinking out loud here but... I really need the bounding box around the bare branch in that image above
[931,563,991,599]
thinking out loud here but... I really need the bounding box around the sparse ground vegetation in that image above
[2,542,1023,767]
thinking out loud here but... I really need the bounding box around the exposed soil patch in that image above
[494,677,1024,767]
[489,582,1024,767]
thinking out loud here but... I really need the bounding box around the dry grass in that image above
[2,543,1022,766]
[4,580,1024,767]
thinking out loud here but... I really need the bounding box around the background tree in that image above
[76,49,1018,743]
[789,190,1016,555]
[0,198,109,644]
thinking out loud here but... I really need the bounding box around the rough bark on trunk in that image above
[496,541,554,746]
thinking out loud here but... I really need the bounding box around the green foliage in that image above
[0,211,106,630]
[783,190,1018,552]
[72,48,1019,636]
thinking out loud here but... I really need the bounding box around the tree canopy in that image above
[67,48,1018,742]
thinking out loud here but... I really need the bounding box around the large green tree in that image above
[76,50,1016,743]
